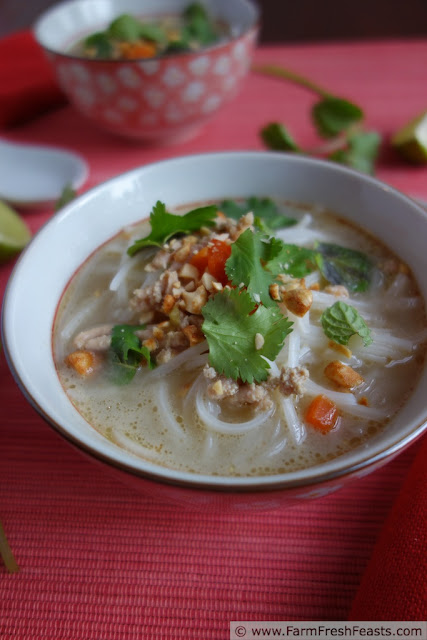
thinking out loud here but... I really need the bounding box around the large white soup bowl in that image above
[2,152,427,510]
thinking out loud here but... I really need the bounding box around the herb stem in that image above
[252,64,331,99]
[0,520,19,574]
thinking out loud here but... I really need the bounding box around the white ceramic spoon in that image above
[0,138,89,209]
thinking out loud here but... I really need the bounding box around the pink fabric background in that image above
[1,36,426,638]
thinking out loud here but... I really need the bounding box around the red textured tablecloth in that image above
[1,35,427,638]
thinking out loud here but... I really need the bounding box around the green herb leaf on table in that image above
[127,201,217,256]
[202,288,293,383]
[315,242,373,292]
[312,97,364,139]
[329,131,381,175]
[54,184,77,211]
[260,123,301,152]
[109,324,155,385]
[321,301,373,347]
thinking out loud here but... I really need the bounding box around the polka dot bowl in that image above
[34,0,260,144]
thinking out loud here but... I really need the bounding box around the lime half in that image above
[392,110,427,164]
[0,200,32,263]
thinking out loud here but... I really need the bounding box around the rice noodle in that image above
[195,381,274,435]
[149,341,208,379]
[280,396,306,445]
[305,379,388,420]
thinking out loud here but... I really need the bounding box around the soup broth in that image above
[53,199,427,476]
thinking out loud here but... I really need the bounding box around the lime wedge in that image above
[0,200,31,263]
[392,110,427,164]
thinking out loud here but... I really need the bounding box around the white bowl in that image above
[2,152,427,510]
[34,0,259,143]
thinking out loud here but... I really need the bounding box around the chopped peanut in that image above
[324,284,349,297]
[179,263,199,281]
[282,287,313,317]
[181,285,208,314]
[65,350,100,377]
[142,337,158,352]
[161,294,176,314]
[328,340,352,359]
[324,361,364,389]
[269,283,281,301]
[182,324,205,346]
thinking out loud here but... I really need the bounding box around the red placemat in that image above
[1,35,426,638]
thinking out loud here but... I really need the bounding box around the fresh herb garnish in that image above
[83,32,114,58]
[127,201,217,256]
[109,324,155,384]
[225,229,373,302]
[225,229,279,307]
[266,243,318,278]
[0,520,19,573]
[315,242,373,292]
[54,184,77,211]
[321,301,373,346]
[254,64,381,174]
[220,197,297,230]
[202,288,293,383]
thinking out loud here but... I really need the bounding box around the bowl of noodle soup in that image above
[2,152,427,509]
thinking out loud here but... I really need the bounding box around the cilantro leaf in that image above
[109,324,155,384]
[202,288,293,383]
[225,229,278,306]
[83,32,113,58]
[260,122,301,151]
[315,242,373,292]
[321,301,372,347]
[108,14,143,42]
[182,2,219,46]
[329,131,381,175]
[127,201,217,256]
[312,97,364,139]
[266,242,318,278]
[220,197,297,230]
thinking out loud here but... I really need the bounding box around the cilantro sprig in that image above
[321,301,373,346]
[220,197,298,230]
[202,288,293,383]
[253,64,382,174]
[109,324,155,384]
[127,201,217,256]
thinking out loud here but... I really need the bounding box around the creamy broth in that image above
[53,200,427,476]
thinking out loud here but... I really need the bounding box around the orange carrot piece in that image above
[120,41,157,60]
[305,394,339,434]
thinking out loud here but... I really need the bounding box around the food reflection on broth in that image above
[53,198,427,476]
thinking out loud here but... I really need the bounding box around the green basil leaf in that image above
[83,32,113,58]
[315,242,373,292]
[321,301,373,346]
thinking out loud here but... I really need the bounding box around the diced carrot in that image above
[190,240,231,285]
[189,245,209,275]
[305,394,339,434]
[207,239,231,285]
[119,41,157,60]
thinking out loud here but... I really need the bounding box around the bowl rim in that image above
[2,150,427,494]
[33,0,261,63]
